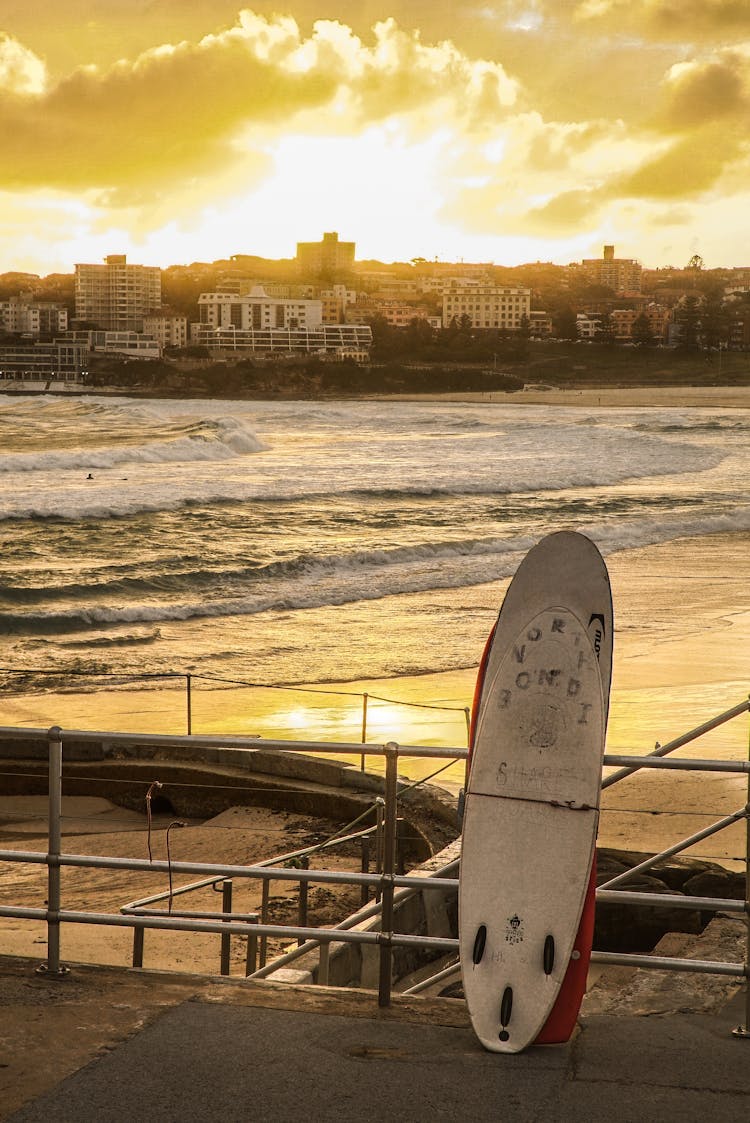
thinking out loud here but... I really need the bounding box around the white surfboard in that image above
[460,585,608,1049]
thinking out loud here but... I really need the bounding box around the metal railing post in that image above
[132,927,145,968]
[259,879,270,968]
[245,918,258,975]
[375,798,384,903]
[378,742,399,1008]
[360,692,368,771]
[733,700,750,1039]
[360,836,370,906]
[396,817,405,876]
[318,941,330,986]
[186,674,192,736]
[220,879,232,976]
[37,726,68,978]
[743,797,750,1037]
[298,857,309,945]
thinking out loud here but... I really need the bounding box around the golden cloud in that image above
[574,0,750,36]
[0,31,46,94]
[0,12,518,197]
[617,129,747,198]
[656,51,750,129]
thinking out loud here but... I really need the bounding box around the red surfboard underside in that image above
[534,857,598,1045]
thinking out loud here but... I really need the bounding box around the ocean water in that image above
[1,393,749,696]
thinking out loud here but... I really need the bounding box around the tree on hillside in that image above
[597,308,615,346]
[699,287,729,349]
[553,305,578,341]
[631,312,654,346]
[675,294,700,348]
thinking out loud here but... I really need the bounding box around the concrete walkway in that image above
[3,958,749,1122]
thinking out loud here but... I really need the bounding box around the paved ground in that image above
[2,956,750,1122]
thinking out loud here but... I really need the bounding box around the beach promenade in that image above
[2,954,749,1122]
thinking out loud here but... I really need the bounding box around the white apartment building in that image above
[442,284,531,330]
[197,286,323,331]
[75,254,161,331]
[142,311,188,349]
[0,293,68,336]
[191,322,372,358]
[88,331,162,359]
[576,313,602,339]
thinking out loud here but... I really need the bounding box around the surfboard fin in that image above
[499,986,513,1042]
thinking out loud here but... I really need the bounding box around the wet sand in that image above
[383,384,750,410]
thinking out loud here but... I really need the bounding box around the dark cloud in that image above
[656,55,749,131]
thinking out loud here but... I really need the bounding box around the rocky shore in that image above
[595,847,746,953]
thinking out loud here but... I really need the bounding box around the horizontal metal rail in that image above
[0,903,458,951]
[598,807,749,891]
[591,950,747,978]
[596,889,747,913]
[602,699,750,789]
[121,824,381,913]
[0,725,467,759]
[603,755,750,774]
[0,849,458,893]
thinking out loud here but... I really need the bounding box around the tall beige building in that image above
[296,232,355,276]
[581,245,642,294]
[74,254,161,331]
[442,284,531,330]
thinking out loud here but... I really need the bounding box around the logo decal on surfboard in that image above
[588,612,606,659]
[504,915,525,945]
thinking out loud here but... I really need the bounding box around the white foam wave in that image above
[0,416,268,474]
[13,505,750,632]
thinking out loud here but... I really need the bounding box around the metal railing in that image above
[0,701,749,1032]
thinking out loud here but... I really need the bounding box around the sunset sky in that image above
[1,1,748,274]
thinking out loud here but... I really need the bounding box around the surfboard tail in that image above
[533,856,598,1046]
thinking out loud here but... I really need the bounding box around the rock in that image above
[595,872,703,952]
[650,858,716,892]
[583,917,747,1016]
[682,868,746,901]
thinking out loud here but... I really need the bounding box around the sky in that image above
[0,1,748,274]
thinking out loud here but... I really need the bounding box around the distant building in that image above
[0,339,88,379]
[576,312,602,339]
[142,310,188,349]
[369,301,442,330]
[581,245,642,295]
[296,232,355,276]
[191,322,372,358]
[88,331,161,359]
[611,303,672,343]
[198,286,323,331]
[528,310,553,337]
[74,254,161,331]
[0,293,68,336]
[442,284,531,331]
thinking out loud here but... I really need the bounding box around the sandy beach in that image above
[382,383,750,410]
